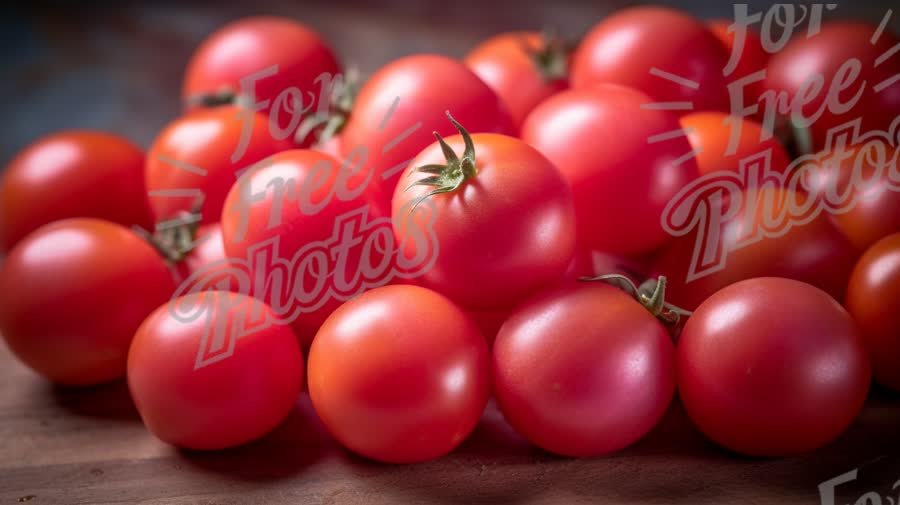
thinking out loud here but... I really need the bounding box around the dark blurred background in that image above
[1,0,897,161]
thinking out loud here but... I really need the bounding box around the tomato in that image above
[680,112,791,176]
[128,291,303,449]
[340,54,515,206]
[0,131,152,252]
[846,233,900,391]
[764,22,900,152]
[145,105,291,226]
[392,115,575,310]
[169,223,234,288]
[221,149,380,344]
[465,31,569,129]
[708,19,769,114]
[0,219,175,385]
[522,84,700,256]
[571,6,730,113]
[183,15,340,129]
[466,307,509,350]
[564,248,652,284]
[655,187,857,310]
[678,277,871,456]
[308,285,490,463]
[493,280,676,457]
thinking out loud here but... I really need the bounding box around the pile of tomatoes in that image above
[1,6,898,463]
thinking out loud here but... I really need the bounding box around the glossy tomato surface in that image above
[571,6,730,113]
[681,112,791,176]
[678,277,870,456]
[522,84,699,256]
[128,291,303,450]
[846,233,900,391]
[493,282,676,457]
[393,129,576,310]
[465,31,568,129]
[145,105,291,226]
[0,131,152,252]
[0,219,175,385]
[308,285,491,463]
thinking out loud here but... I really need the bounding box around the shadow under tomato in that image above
[48,378,142,422]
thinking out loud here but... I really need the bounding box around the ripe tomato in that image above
[308,285,491,463]
[340,54,515,205]
[128,291,303,450]
[0,131,152,252]
[466,307,509,350]
[522,84,699,256]
[493,280,676,457]
[465,31,569,129]
[846,233,900,391]
[145,105,291,226]
[169,223,234,289]
[571,6,730,113]
[679,277,870,456]
[655,187,857,310]
[392,115,575,310]
[707,19,769,114]
[183,16,340,124]
[680,112,791,176]
[764,22,900,151]
[0,219,175,385]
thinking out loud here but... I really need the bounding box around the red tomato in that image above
[0,131,152,252]
[220,149,379,344]
[340,54,515,206]
[145,105,291,226]
[183,15,340,127]
[493,281,676,457]
[571,6,730,113]
[465,31,569,128]
[680,112,791,176]
[846,233,900,391]
[308,285,491,463]
[764,22,900,151]
[392,116,575,310]
[708,19,769,113]
[170,223,234,288]
[128,291,303,449]
[655,187,857,310]
[466,307,510,350]
[522,84,700,255]
[0,219,175,385]
[679,277,871,456]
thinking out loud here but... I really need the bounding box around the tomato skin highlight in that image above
[571,6,730,114]
[308,285,491,463]
[393,132,576,310]
[128,291,304,450]
[846,233,900,391]
[0,131,153,253]
[680,112,791,176]
[522,84,699,256]
[678,277,871,457]
[0,219,175,386]
[493,282,676,457]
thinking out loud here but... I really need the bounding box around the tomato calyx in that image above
[184,87,241,109]
[406,111,478,210]
[523,31,573,82]
[775,113,815,160]
[580,274,693,332]
[133,202,205,264]
[296,67,360,147]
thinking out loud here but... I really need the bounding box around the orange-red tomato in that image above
[0,131,152,252]
[0,219,175,385]
[128,291,304,449]
[681,112,791,176]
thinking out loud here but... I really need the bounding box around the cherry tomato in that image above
[0,131,152,252]
[522,84,699,256]
[0,219,175,385]
[308,285,490,463]
[493,281,676,457]
[571,6,730,113]
[128,291,303,449]
[170,223,235,289]
[655,187,857,310]
[707,19,769,114]
[340,54,515,207]
[764,22,900,151]
[846,233,900,391]
[145,105,291,226]
[679,277,871,456]
[183,15,340,129]
[465,31,568,129]
[393,115,575,310]
[466,307,509,350]
[680,112,791,176]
